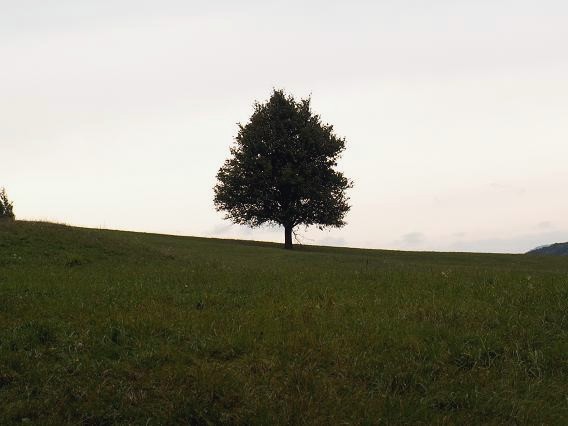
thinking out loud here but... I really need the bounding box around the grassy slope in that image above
[0,221,567,425]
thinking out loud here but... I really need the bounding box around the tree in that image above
[214,89,352,249]
[0,187,15,220]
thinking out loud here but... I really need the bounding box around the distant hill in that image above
[527,242,568,255]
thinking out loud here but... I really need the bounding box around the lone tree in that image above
[0,187,15,220]
[214,89,352,249]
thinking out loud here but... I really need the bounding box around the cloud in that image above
[209,223,234,236]
[448,229,568,254]
[208,223,253,237]
[318,236,347,247]
[488,182,526,196]
[401,232,424,245]
[388,232,426,249]
[207,222,293,244]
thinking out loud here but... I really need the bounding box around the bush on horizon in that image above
[0,187,15,220]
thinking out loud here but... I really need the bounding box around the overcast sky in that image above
[2,1,567,253]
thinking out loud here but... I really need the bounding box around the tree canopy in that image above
[0,187,15,220]
[214,89,352,249]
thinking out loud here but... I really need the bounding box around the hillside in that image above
[528,242,568,255]
[0,221,567,424]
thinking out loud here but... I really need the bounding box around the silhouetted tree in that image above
[0,187,15,220]
[214,89,352,249]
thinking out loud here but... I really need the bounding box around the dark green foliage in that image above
[527,242,568,255]
[0,188,15,220]
[1,221,567,424]
[214,90,352,248]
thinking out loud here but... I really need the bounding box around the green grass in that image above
[0,220,567,425]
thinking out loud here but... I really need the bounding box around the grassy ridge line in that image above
[0,220,567,424]
[1,220,556,266]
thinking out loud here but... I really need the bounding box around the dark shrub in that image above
[0,187,15,220]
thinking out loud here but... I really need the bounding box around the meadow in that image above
[0,221,566,424]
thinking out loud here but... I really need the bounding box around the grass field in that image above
[0,221,567,424]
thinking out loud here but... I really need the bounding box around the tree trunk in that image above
[284,225,293,249]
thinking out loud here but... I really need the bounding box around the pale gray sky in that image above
[2,1,567,253]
